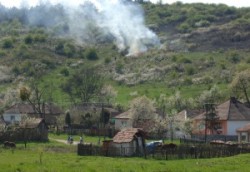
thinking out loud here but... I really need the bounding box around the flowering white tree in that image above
[100,84,117,104]
[129,96,156,127]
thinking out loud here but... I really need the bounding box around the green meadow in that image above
[0,140,249,172]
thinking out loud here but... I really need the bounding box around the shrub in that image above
[41,59,56,69]
[86,49,98,60]
[2,39,13,49]
[115,62,124,74]
[185,66,196,75]
[60,68,70,76]
[34,34,46,42]
[104,57,111,64]
[55,42,65,55]
[178,57,192,64]
[0,50,6,58]
[24,35,33,44]
[183,77,193,85]
[12,66,21,76]
[177,23,192,33]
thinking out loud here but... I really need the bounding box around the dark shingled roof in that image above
[4,103,62,115]
[114,111,132,119]
[113,128,144,143]
[20,118,45,129]
[194,97,250,121]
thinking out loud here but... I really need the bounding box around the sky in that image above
[0,0,249,8]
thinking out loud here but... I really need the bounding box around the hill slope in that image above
[0,2,250,108]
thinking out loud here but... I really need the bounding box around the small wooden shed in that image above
[20,118,48,141]
[112,128,146,156]
[236,123,250,143]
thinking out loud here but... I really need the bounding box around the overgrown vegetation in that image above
[0,2,250,110]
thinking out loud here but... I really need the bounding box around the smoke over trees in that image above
[0,0,159,56]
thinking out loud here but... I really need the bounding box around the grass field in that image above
[0,140,250,172]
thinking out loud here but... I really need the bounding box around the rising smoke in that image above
[0,0,160,55]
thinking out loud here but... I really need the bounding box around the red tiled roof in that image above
[113,128,144,143]
[236,123,250,132]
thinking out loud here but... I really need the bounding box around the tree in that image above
[197,85,223,108]
[204,103,219,142]
[62,67,104,103]
[99,85,117,104]
[231,69,250,106]
[129,96,156,127]
[19,80,48,118]
[157,92,188,141]
[65,111,71,126]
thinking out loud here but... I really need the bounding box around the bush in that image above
[2,39,13,49]
[185,66,196,75]
[60,68,70,76]
[178,57,192,63]
[183,77,193,85]
[24,35,33,44]
[34,34,46,42]
[104,57,111,64]
[12,66,21,76]
[0,50,6,58]
[64,43,76,58]
[86,49,98,60]
[115,62,124,74]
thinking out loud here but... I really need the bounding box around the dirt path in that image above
[49,138,79,145]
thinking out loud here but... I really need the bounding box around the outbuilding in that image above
[112,128,146,156]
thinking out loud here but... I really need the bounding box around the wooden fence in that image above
[77,143,250,160]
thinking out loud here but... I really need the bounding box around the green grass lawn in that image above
[1,142,250,172]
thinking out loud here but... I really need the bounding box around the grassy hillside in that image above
[0,2,250,109]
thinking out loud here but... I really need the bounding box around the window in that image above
[10,116,15,121]
[121,121,127,126]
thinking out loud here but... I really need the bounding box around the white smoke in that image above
[0,0,160,55]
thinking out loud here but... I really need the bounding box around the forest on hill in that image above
[0,1,250,111]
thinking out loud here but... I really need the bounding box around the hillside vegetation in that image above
[0,2,250,109]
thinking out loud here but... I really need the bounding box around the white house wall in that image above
[3,113,21,123]
[114,119,133,130]
[227,121,250,135]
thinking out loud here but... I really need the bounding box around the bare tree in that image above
[20,80,47,118]
[62,67,104,103]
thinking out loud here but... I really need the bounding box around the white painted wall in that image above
[114,119,133,130]
[3,113,22,123]
[227,121,250,135]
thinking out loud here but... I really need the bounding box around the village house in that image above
[20,118,48,141]
[113,111,133,130]
[111,128,145,156]
[174,109,204,138]
[192,97,250,136]
[236,123,250,143]
[2,103,62,127]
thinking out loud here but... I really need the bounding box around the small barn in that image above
[20,118,48,141]
[236,123,250,143]
[112,128,145,156]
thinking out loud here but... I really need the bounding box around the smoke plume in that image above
[0,0,160,55]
